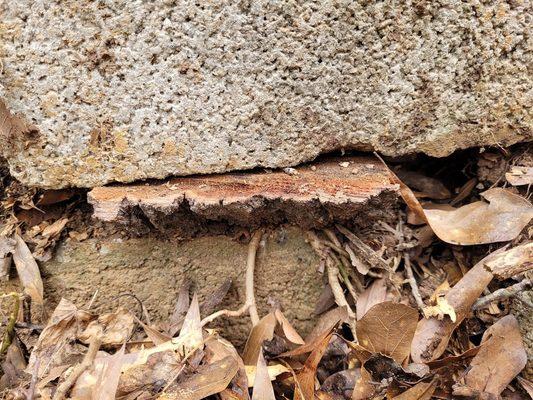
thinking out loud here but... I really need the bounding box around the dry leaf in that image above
[424,188,533,245]
[356,279,394,321]
[391,380,436,400]
[177,293,203,355]
[305,307,348,344]
[506,166,533,186]
[37,189,77,206]
[245,363,289,387]
[91,344,126,400]
[160,355,239,400]
[411,249,503,363]
[275,309,305,345]
[422,282,456,322]
[12,234,44,305]
[484,242,533,280]
[27,298,94,378]
[396,170,451,200]
[78,307,135,346]
[252,349,276,400]
[294,329,334,400]
[242,312,277,365]
[133,316,172,346]
[517,377,533,398]
[463,315,526,396]
[356,302,418,364]
[41,217,68,238]
[168,279,191,336]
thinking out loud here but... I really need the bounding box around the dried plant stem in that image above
[0,292,20,355]
[326,256,356,336]
[472,279,532,311]
[53,335,102,400]
[404,254,425,311]
[246,229,263,327]
[201,229,263,327]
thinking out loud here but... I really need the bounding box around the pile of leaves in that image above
[0,146,532,399]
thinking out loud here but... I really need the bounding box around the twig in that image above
[331,253,359,302]
[472,279,532,311]
[246,229,263,327]
[53,335,102,400]
[404,254,425,311]
[201,229,263,327]
[326,255,356,334]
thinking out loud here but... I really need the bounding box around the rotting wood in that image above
[88,156,398,230]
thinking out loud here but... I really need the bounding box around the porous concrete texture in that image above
[0,227,323,348]
[1,1,531,189]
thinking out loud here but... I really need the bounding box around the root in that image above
[472,279,532,311]
[404,254,425,311]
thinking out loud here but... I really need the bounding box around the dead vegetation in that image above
[0,145,532,399]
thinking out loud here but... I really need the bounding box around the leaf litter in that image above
[1,146,532,399]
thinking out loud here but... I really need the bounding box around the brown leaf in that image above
[391,380,436,400]
[463,315,526,396]
[305,307,348,345]
[134,316,172,346]
[177,293,203,354]
[37,189,77,206]
[356,278,394,321]
[484,242,533,280]
[396,170,451,200]
[275,309,305,345]
[92,344,126,400]
[27,298,94,378]
[411,249,503,363]
[41,217,68,238]
[200,278,232,316]
[78,307,135,346]
[517,377,533,398]
[294,330,334,400]
[506,166,533,186]
[168,279,191,336]
[424,188,533,245]
[160,355,239,400]
[356,302,418,364]
[242,312,277,365]
[12,234,44,305]
[252,349,276,400]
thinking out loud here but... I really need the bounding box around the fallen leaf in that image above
[252,349,276,400]
[275,309,305,345]
[168,279,191,336]
[422,282,456,322]
[160,355,239,400]
[78,307,135,346]
[242,312,277,365]
[321,369,359,399]
[396,170,451,200]
[133,316,172,346]
[177,293,203,355]
[245,363,289,387]
[294,329,334,400]
[506,166,533,186]
[391,380,436,400]
[356,278,394,321]
[517,377,533,398]
[305,307,348,344]
[484,242,532,280]
[424,188,533,245]
[41,217,68,238]
[27,298,94,378]
[463,315,526,396]
[37,189,77,206]
[12,234,44,305]
[411,248,504,363]
[356,302,418,364]
[91,344,126,400]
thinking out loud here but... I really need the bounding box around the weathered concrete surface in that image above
[0,227,324,348]
[88,156,398,230]
[1,1,531,189]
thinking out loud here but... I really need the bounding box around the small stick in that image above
[202,229,263,327]
[472,279,532,311]
[326,256,356,335]
[404,254,425,310]
[246,230,263,327]
[53,335,102,400]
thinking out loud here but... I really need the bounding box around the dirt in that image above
[512,290,533,380]
[3,227,324,349]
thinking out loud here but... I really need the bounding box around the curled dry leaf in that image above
[356,278,397,321]
[275,309,305,345]
[396,170,451,200]
[411,249,503,363]
[252,349,276,400]
[506,166,533,186]
[78,307,135,346]
[391,380,436,400]
[242,312,276,365]
[484,242,533,280]
[461,315,526,397]
[422,281,456,323]
[12,234,44,305]
[27,298,94,378]
[424,188,533,245]
[177,293,203,355]
[41,217,68,238]
[246,363,289,387]
[356,302,418,364]
[305,307,349,345]
[91,344,126,400]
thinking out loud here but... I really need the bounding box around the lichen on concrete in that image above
[1,0,531,188]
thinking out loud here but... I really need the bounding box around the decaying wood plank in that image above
[88,157,398,230]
